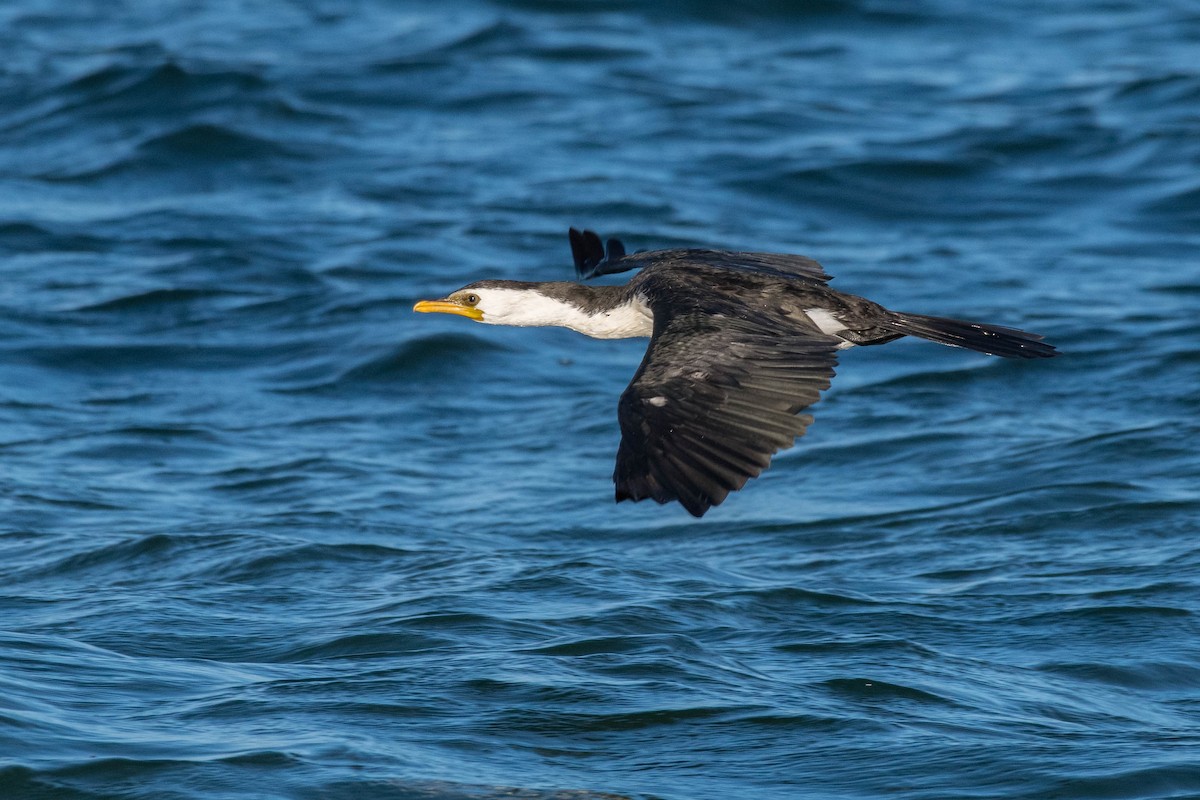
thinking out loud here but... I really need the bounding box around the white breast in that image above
[570,297,654,339]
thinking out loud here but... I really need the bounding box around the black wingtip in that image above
[568,227,632,280]
[568,227,589,277]
[614,474,714,518]
[569,227,606,278]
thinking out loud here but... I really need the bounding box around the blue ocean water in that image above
[2,1,1199,798]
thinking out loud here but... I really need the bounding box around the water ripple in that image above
[2,1,1198,799]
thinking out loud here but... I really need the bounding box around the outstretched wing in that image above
[614,311,840,517]
[570,228,632,279]
[569,227,833,284]
[705,250,832,283]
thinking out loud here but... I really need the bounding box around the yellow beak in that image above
[412,300,483,322]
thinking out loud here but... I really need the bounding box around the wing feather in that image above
[568,228,833,284]
[614,309,840,517]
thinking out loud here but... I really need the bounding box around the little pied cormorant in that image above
[414,228,1057,517]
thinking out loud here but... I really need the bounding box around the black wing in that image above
[614,312,840,517]
[569,228,632,279]
[570,228,832,284]
[709,251,831,283]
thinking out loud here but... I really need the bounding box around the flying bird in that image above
[414,228,1057,517]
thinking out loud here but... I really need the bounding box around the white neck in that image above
[479,289,653,339]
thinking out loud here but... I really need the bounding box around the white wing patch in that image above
[805,308,847,335]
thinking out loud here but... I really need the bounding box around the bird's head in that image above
[412,285,489,322]
[413,280,585,328]
[415,279,645,338]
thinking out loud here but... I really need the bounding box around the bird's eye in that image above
[464,293,480,306]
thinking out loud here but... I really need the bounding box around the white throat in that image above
[479,289,653,339]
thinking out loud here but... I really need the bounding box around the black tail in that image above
[883,312,1058,359]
